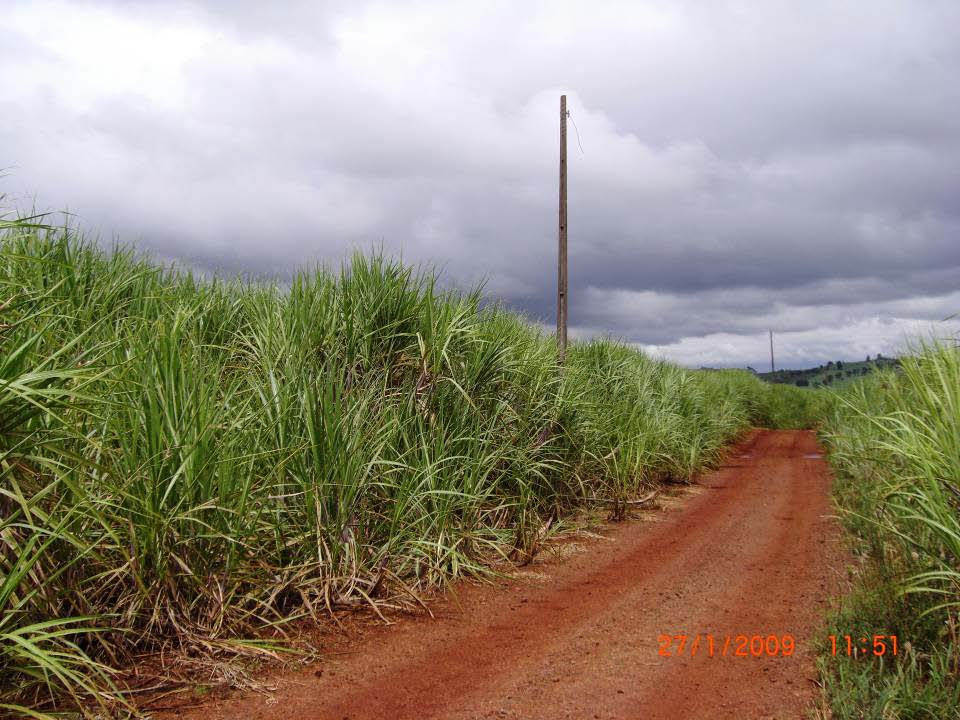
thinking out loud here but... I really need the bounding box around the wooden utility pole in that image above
[557,95,568,361]
[769,330,775,373]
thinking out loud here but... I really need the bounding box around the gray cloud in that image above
[2,0,958,368]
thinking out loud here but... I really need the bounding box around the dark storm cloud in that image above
[2,0,958,368]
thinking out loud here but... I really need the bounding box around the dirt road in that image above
[168,429,847,719]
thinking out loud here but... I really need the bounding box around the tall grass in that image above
[1,215,799,715]
[820,340,960,718]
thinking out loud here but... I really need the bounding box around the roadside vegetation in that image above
[0,214,813,717]
[755,381,832,430]
[820,341,960,718]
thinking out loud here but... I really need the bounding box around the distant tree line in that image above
[756,355,900,388]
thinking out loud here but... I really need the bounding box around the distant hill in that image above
[752,354,900,388]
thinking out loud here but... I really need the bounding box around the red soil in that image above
[164,429,848,719]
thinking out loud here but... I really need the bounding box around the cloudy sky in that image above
[3,0,958,368]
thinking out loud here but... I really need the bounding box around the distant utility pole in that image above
[769,330,775,373]
[557,94,568,362]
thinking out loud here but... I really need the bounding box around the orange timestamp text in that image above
[657,633,797,658]
[829,634,898,657]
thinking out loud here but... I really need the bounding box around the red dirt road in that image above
[169,429,847,719]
